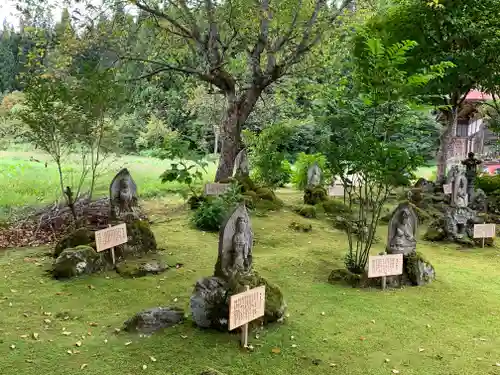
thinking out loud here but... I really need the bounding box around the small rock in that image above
[123,307,185,334]
[75,341,82,347]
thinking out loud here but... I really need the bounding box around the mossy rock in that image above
[52,245,105,279]
[190,272,286,331]
[115,256,168,278]
[54,228,94,258]
[255,198,283,211]
[235,175,258,192]
[293,204,316,219]
[322,199,351,215]
[188,195,207,210]
[412,205,432,224]
[424,217,447,241]
[289,221,312,232]
[228,271,286,326]
[200,369,226,375]
[403,252,435,286]
[304,187,328,205]
[114,220,157,261]
[255,187,276,201]
[242,191,258,209]
[327,268,363,287]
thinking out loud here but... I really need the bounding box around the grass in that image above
[0,148,217,219]
[1,190,500,375]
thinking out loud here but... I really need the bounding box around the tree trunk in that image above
[214,89,260,182]
[436,108,458,182]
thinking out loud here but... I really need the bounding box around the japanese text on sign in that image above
[443,184,452,194]
[368,253,403,278]
[204,183,231,196]
[328,186,344,197]
[473,223,496,238]
[95,223,128,252]
[229,286,265,331]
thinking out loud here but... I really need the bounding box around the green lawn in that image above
[0,149,217,219]
[1,190,500,375]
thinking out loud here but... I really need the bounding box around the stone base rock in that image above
[123,307,184,334]
[293,204,316,218]
[54,228,95,258]
[289,221,312,232]
[115,256,168,278]
[328,252,435,288]
[52,245,105,279]
[190,271,286,331]
[304,187,328,205]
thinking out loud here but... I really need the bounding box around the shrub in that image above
[322,199,351,215]
[477,175,500,194]
[191,198,228,232]
[293,204,317,218]
[244,122,293,188]
[292,152,329,190]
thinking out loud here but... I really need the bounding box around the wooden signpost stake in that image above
[368,253,403,290]
[229,285,266,348]
[95,223,128,266]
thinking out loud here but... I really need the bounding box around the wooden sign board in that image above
[473,223,496,239]
[95,223,128,252]
[204,183,231,196]
[368,253,403,278]
[229,286,265,331]
[443,183,452,194]
[328,185,344,197]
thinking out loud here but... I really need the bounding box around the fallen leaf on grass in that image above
[371,320,376,324]
[10,289,17,293]
[330,363,336,367]
[32,333,39,340]
[385,359,390,363]
[149,356,157,362]
[80,364,88,370]
[495,363,500,367]
[89,322,98,327]
[10,345,16,350]
[44,319,51,324]
[271,347,281,354]
[392,370,400,374]
[87,285,95,290]
[20,335,28,338]
[418,348,425,352]
[142,365,147,370]
[26,359,34,363]
[180,335,188,339]
[125,341,132,346]
[75,341,82,347]
[359,337,366,341]
[104,339,108,344]
[67,350,73,355]
[43,312,52,316]
[62,331,72,336]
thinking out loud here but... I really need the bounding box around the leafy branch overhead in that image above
[126,0,354,93]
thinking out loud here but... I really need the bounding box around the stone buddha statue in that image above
[231,216,249,275]
[387,204,417,255]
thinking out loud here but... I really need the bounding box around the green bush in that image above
[244,123,293,188]
[191,184,243,231]
[292,152,329,190]
[477,175,500,194]
[322,199,351,215]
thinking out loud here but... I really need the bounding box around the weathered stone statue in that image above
[387,203,418,255]
[215,204,253,278]
[461,152,482,199]
[452,172,468,207]
[110,168,138,219]
[446,165,460,185]
[232,149,250,178]
[190,203,285,330]
[307,162,322,187]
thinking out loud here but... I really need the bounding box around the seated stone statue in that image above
[110,168,138,219]
[214,204,253,279]
[307,163,322,187]
[387,204,417,255]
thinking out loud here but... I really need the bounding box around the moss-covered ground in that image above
[1,189,500,375]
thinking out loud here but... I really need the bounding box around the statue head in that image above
[401,208,410,224]
[235,216,247,232]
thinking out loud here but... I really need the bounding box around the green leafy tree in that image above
[114,0,354,181]
[319,37,448,274]
[366,0,500,180]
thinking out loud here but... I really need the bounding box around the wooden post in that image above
[379,252,387,290]
[108,224,116,266]
[482,237,485,249]
[241,285,250,348]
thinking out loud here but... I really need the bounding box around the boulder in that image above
[293,204,316,218]
[190,272,286,331]
[289,221,312,232]
[115,256,168,278]
[52,245,105,279]
[469,188,487,212]
[113,220,157,260]
[424,217,447,241]
[304,187,327,205]
[123,307,185,334]
[54,228,94,258]
[322,199,351,215]
[400,252,436,286]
